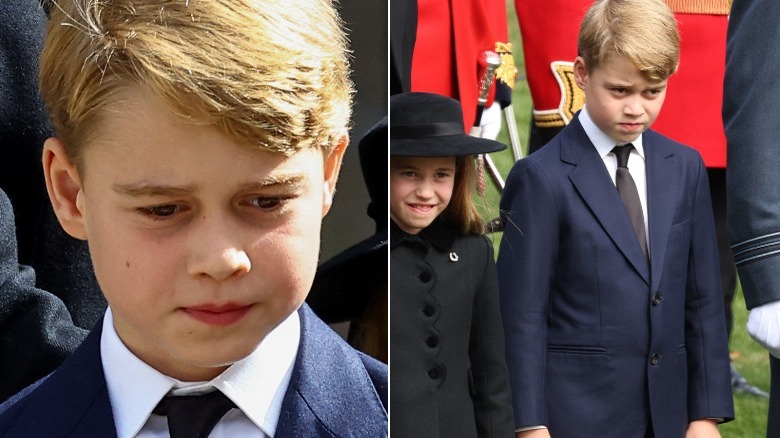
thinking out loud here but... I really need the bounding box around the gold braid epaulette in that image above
[494,42,518,89]
[663,0,730,14]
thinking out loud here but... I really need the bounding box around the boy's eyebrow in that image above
[112,174,307,197]
[236,174,307,191]
[604,80,632,88]
[113,183,194,197]
[604,80,667,90]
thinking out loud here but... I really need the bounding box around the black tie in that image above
[612,144,648,258]
[153,390,237,438]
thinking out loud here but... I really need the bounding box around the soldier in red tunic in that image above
[411,0,514,133]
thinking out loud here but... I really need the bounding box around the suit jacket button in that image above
[425,335,439,348]
[652,293,662,306]
[418,271,432,283]
[427,368,441,379]
[650,353,660,365]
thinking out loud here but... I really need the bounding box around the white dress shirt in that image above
[101,307,300,438]
[580,106,650,254]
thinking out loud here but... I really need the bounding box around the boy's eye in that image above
[137,204,183,218]
[400,170,417,178]
[244,196,286,210]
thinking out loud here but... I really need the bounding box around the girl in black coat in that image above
[389,92,514,437]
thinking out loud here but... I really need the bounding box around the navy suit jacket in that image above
[0,304,388,437]
[497,115,733,437]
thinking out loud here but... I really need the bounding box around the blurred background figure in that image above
[391,0,515,138]
[0,0,102,402]
[307,118,388,363]
[725,0,780,435]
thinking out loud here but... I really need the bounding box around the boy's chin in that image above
[152,328,275,381]
[165,344,259,381]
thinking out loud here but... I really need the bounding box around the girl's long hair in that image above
[440,155,486,235]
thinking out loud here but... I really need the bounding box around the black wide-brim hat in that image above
[390,92,507,156]
[306,118,388,324]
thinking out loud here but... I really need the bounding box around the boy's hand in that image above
[516,429,551,438]
[685,419,720,438]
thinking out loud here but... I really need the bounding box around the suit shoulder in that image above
[298,304,387,395]
[290,306,388,434]
[357,351,388,408]
[645,129,704,162]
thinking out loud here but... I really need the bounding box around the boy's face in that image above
[574,54,668,144]
[390,155,456,235]
[43,88,345,381]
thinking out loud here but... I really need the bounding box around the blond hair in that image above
[578,0,679,82]
[441,156,486,235]
[40,0,352,166]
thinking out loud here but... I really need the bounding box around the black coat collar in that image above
[390,218,457,252]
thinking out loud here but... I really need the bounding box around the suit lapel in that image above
[275,304,387,437]
[644,130,680,291]
[564,118,650,283]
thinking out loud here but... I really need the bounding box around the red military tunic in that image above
[412,0,509,131]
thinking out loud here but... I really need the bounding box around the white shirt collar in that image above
[101,307,300,438]
[579,105,645,160]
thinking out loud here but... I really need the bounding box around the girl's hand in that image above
[685,419,720,438]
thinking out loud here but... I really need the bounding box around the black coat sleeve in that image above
[0,189,89,402]
[469,236,515,437]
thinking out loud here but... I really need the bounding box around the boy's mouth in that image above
[619,122,644,132]
[183,302,253,326]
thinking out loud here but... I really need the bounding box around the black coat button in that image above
[427,368,441,379]
[425,336,439,348]
[422,304,436,317]
[652,293,662,306]
[419,271,432,283]
[650,353,660,365]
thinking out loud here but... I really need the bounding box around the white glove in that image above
[479,102,503,141]
[746,299,780,358]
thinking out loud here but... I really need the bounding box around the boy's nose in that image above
[624,97,643,116]
[187,248,252,281]
[188,247,252,281]
[186,218,252,280]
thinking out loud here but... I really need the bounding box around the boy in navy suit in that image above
[497,0,733,437]
[0,0,387,436]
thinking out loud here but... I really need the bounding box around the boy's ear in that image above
[573,56,588,90]
[43,137,88,240]
[321,133,349,217]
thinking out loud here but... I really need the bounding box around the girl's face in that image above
[390,155,456,235]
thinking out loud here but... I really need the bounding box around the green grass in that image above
[480,2,771,435]
[722,285,771,436]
